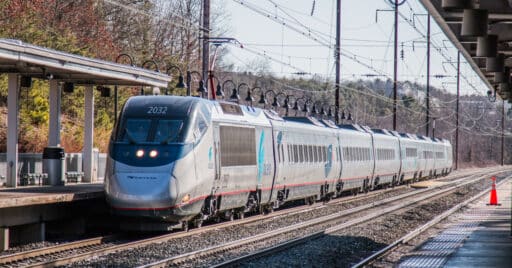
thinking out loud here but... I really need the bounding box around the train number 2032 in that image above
[147,106,168,115]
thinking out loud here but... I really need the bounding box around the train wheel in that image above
[237,210,245,219]
[228,210,235,221]
[182,221,189,232]
[194,219,203,228]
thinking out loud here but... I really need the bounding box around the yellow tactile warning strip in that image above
[398,180,512,268]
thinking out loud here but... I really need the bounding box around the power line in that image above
[102,0,208,32]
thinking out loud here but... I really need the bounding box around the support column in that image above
[0,227,8,251]
[83,85,94,182]
[7,74,19,188]
[48,80,61,146]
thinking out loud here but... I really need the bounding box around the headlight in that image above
[149,150,158,158]
[136,149,144,158]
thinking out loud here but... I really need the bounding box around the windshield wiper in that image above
[124,130,137,144]
[161,123,183,144]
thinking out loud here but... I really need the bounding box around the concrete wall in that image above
[0,152,106,186]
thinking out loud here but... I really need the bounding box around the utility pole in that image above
[455,51,460,170]
[392,0,398,131]
[202,0,210,99]
[501,99,505,166]
[335,0,341,125]
[426,14,431,137]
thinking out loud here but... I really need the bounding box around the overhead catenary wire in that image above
[102,0,209,32]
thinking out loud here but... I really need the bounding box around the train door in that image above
[212,123,221,193]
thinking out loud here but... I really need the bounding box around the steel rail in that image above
[352,175,512,268]
[139,170,510,268]
[4,166,504,268]
[0,235,116,266]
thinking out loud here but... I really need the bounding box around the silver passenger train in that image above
[105,96,453,229]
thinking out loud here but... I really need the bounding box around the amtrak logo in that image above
[324,144,333,177]
[257,132,265,184]
[127,175,157,180]
[208,146,214,169]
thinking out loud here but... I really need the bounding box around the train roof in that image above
[122,95,201,117]
[210,101,271,126]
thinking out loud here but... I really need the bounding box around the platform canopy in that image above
[0,39,172,188]
[0,38,171,87]
[420,0,512,100]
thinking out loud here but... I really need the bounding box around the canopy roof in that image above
[0,39,171,87]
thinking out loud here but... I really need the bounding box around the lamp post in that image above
[141,60,160,95]
[312,101,324,115]
[246,86,263,107]
[114,54,134,123]
[232,82,249,103]
[293,97,305,116]
[273,92,287,115]
[328,105,337,120]
[222,80,236,101]
[228,82,244,102]
[211,75,224,99]
[284,95,294,116]
[261,90,277,110]
[187,71,207,98]
[166,65,186,95]
[302,98,313,116]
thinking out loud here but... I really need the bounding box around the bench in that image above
[65,171,84,183]
[19,173,48,186]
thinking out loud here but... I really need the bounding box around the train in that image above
[104,95,453,230]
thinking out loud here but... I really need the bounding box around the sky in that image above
[221,0,490,97]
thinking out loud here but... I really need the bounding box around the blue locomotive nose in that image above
[106,143,194,213]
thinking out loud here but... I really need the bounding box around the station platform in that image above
[0,183,105,250]
[0,183,104,208]
[398,179,512,267]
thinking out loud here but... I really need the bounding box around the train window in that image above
[154,119,183,144]
[288,144,293,163]
[322,146,327,162]
[298,145,303,163]
[313,146,318,162]
[219,126,256,166]
[281,144,285,162]
[122,119,151,143]
[308,145,314,163]
[293,145,299,163]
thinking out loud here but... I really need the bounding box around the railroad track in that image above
[136,170,510,268]
[351,175,512,268]
[0,166,506,267]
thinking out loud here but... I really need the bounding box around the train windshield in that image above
[119,118,184,144]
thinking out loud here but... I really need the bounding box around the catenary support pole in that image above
[202,0,210,99]
[393,0,399,131]
[426,14,431,137]
[455,51,460,170]
[335,0,341,125]
[501,99,504,166]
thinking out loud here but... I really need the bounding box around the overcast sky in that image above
[222,0,489,96]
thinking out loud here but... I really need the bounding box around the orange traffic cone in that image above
[488,176,500,206]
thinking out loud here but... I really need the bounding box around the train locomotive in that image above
[105,96,453,230]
